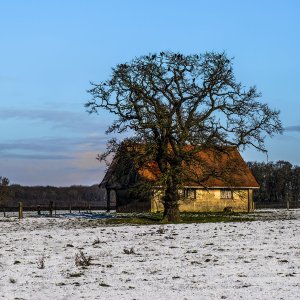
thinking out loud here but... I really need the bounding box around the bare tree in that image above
[86,51,282,221]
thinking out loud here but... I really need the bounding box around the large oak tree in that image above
[86,51,282,221]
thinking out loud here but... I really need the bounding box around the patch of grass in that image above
[104,216,161,225]
[99,282,110,287]
[180,212,255,223]
[68,272,84,278]
[102,212,255,225]
[186,250,198,253]
[75,251,92,267]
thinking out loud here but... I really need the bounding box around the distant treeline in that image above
[248,161,300,206]
[1,184,106,209]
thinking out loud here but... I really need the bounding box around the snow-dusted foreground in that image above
[0,211,299,300]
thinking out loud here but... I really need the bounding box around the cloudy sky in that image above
[0,0,299,186]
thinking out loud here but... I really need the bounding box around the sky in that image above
[0,0,299,186]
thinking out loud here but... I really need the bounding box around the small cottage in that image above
[100,146,259,213]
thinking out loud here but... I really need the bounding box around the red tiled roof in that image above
[138,147,259,188]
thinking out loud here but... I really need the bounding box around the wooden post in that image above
[3,207,6,217]
[37,205,41,215]
[19,202,23,219]
[49,200,53,217]
[69,203,72,214]
[54,202,56,216]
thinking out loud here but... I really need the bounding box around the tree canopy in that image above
[248,161,300,206]
[0,176,10,206]
[86,51,282,221]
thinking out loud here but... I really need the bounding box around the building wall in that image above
[151,189,253,213]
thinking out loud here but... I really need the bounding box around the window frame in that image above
[184,188,196,199]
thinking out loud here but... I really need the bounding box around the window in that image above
[220,189,232,199]
[184,188,196,199]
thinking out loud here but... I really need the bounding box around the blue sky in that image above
[0,0,299,186]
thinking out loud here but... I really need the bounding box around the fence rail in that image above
[254,202,299,209]
[0,204,116,217]
[1,206,110,212]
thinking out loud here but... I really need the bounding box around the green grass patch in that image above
[180,212,255,223]
[103,212,255,225]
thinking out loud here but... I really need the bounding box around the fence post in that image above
[37,205,41,215]
[49,200,53,217]
[19,202,23,219]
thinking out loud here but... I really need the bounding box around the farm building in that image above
[100,145,259,213]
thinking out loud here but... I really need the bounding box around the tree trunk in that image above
[162,178,181,222]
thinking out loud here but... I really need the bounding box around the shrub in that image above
[92,237,100,245]
[157,225,166,234]
[123,247,135,255]
[75,250,92,267]
[37,255,45,269]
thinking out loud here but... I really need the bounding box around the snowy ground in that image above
[0,210,299,300]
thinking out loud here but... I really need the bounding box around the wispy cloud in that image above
[0,136,107,159]
[0,135,107,186]
[0,108,109,133]
[0,157,105,186]
[0,136,106,152]
[284,126,300,132]
[1,153,73,160]
[0,108,117,185]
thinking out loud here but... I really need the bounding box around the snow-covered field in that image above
[0,210,299,300]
